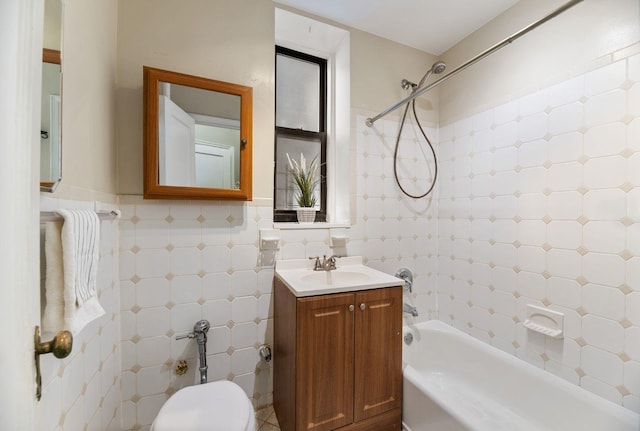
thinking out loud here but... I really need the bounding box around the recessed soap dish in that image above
[523,304,564,339]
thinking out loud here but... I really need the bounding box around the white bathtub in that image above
[402,320,640,431]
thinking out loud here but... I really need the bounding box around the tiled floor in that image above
[255,405,281,430]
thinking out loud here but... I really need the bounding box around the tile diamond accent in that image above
[620,217,635,227]
[577,185,589,195]
[617,352,631,362]
[617,385,631,396]
[619,318,633,329]
[620,148,634,159]
[576,246,589,256]
[620,182,634,193]
[619,250,633,261]
[577,216,589,225]
[619,284,633,295]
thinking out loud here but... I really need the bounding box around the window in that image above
[274,46,327,222]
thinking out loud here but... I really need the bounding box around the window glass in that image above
[274,46,326,222]
[274,133,322,210]
[276,54,320,132]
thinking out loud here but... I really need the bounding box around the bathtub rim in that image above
[401,319,640,430]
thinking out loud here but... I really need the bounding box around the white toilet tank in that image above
[151,380,256,431]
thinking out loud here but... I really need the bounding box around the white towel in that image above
[55,209,105,335]
[42,221,65,333]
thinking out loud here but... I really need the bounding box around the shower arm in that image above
[365,0,584,127]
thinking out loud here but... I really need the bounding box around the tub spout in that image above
[403,303,418,317]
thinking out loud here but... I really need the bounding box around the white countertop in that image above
[275,256,402,297]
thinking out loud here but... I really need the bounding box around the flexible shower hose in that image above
[393,98,438,199]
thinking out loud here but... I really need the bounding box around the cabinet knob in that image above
[348,304,354,312]
[360,303,366,310]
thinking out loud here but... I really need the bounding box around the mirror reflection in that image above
[158,82,241,189]
[143,66,253,201]
[40,0,63,192]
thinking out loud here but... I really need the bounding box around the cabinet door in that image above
[297,293,355,431]
[354,287,402,422]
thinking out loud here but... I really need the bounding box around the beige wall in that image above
[117,1,436,198]
[350,27,437,122]
[43,0,62,51]
[439,0,640,123]
[51,0,118,199]
[116,0,275,198]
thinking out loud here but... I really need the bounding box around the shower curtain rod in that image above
[365,0,584,127]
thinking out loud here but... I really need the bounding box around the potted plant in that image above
[287,153,320,223]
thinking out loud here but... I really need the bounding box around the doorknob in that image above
[34,326,73,400]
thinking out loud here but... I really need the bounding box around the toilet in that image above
[151,380,256,431]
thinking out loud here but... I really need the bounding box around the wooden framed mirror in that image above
[40,0,63,192]
[143,66,252,200]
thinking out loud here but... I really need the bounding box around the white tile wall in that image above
[117,107,440,429]
[118,201,275,431]
[36,198,121,431]
[437,51,640,412]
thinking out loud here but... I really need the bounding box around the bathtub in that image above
[402,320,640,431]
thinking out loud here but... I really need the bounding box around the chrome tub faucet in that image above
[403,303,418,317]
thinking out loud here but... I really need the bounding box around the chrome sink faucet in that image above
[310,255,339,271]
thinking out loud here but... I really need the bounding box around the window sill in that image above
[273,222,350,230]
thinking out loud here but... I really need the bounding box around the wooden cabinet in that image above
[274,279,402,431]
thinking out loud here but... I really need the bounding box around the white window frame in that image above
[275,8,350,225]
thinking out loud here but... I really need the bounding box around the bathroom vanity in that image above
[274,257,403,431]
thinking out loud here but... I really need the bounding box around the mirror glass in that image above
[40,0,63,192]
[144,67,252,200]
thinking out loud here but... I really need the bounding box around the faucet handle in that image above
[176,332,195,340]
[327,255,338,270]
[309,256,323,271]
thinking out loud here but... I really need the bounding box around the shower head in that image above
[431,61,446,74]
[415,61,447,90]
[401,61,447,91]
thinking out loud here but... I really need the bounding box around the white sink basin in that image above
[301,270,371,285]
[275,256,402,297]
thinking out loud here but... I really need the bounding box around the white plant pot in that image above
[296,207,316,223]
